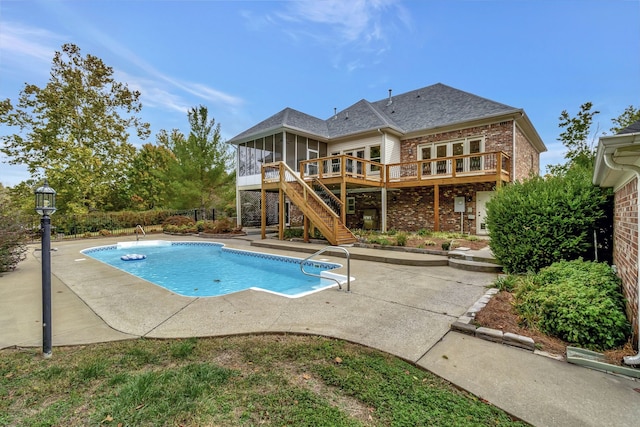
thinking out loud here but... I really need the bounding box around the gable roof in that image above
[228,83,541,149]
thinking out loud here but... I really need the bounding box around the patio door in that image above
[346,148,365,176]
[435,143,448,175]
[306,148,318,176]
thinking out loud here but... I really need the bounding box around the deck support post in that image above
[381,187,387,233]
[278,188,284,240]
[434,184,440,231]
[261,186,266,239]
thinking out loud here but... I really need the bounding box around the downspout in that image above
[512,120,517,180]
[603,153,640,365]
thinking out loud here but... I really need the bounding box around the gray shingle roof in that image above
[617,119,640,135]
[228,83,522,143]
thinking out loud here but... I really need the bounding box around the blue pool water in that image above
[81,241,347,298]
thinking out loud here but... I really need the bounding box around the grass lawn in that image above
[1,334,527,426]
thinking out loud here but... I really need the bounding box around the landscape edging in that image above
[451,288,537,352]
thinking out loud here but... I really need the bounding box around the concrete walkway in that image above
[1,235,639,426]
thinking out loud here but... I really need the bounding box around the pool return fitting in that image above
[300,246,351,292]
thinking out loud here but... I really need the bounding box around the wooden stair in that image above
[272,162,356,246]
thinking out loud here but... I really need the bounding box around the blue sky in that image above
[1,0,639,187]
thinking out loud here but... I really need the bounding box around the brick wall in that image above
[514,125,540,180]
[401,121,515,164]
[385,183,494,232]
[613,178,639,344]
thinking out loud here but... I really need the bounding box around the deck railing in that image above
[265,151,510,187]
[386,151,509,182]
[300,155,384,183]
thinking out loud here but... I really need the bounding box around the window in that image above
[346,197,356,214]
[417,136,485,176]
[370,145,381,172]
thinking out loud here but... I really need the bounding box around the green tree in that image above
[0,43,150,214]
[127,143,176,210]
[610,105,640,134]
[547,102,600,175]
[160,106,235,213]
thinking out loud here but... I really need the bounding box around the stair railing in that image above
[311,178,343,217]
[278,162,341,235]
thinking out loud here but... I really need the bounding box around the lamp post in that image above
[35,179,56,358]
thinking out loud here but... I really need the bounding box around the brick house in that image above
[593,119,640,362]
[229,83,546,245]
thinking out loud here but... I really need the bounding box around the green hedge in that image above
[486,167,607,273]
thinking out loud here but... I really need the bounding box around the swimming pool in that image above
[81,241,349,298]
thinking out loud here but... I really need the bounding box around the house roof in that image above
[618,119,640,135]
[593,119,640,187]
[228,83,545,151]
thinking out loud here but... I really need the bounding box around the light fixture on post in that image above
[35,179,56,358]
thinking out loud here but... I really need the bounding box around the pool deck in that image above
[1,234,639,426]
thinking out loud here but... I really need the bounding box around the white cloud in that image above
[253,0,411,71]
[0,21,62,63]
[280,0,400,43]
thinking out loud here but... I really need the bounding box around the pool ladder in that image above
[300,246,351,292]
[135,224,146,241]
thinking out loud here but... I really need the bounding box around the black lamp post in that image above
[35,179,56,358]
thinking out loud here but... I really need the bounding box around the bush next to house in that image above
[513,259,630,350]
[486,166,608,273]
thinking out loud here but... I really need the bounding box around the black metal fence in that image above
[26,208,227,240]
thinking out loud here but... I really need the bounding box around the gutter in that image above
[603,152,640,365]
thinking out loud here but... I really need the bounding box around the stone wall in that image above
[613,177,639,344]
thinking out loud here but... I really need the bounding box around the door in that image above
[345,148,365,176]
[278,201,291,226]
[435,143,448,175]
[476,191,493,235]
[306,148,318,176]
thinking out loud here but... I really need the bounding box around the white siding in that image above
[385,135,401,164]
[328,134,399,163]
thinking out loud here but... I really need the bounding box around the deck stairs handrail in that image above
[300,246,351,292]
[311,178,343,217]
[265,162,356,245]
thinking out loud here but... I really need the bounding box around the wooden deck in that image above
[295,151,510,189]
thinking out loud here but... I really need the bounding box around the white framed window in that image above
[369,145,381,173]
[417,137,485,176]
[346,197,356,214]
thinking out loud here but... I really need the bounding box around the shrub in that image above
[283,228,304,239]
[423,239,436,246]
[0,214,31,273]
[417,228,429,237]
[486,166,608,273]
[441,241,450,251]
[163,215,196,228]
[395,231,408,246]
[514,260,630,350]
